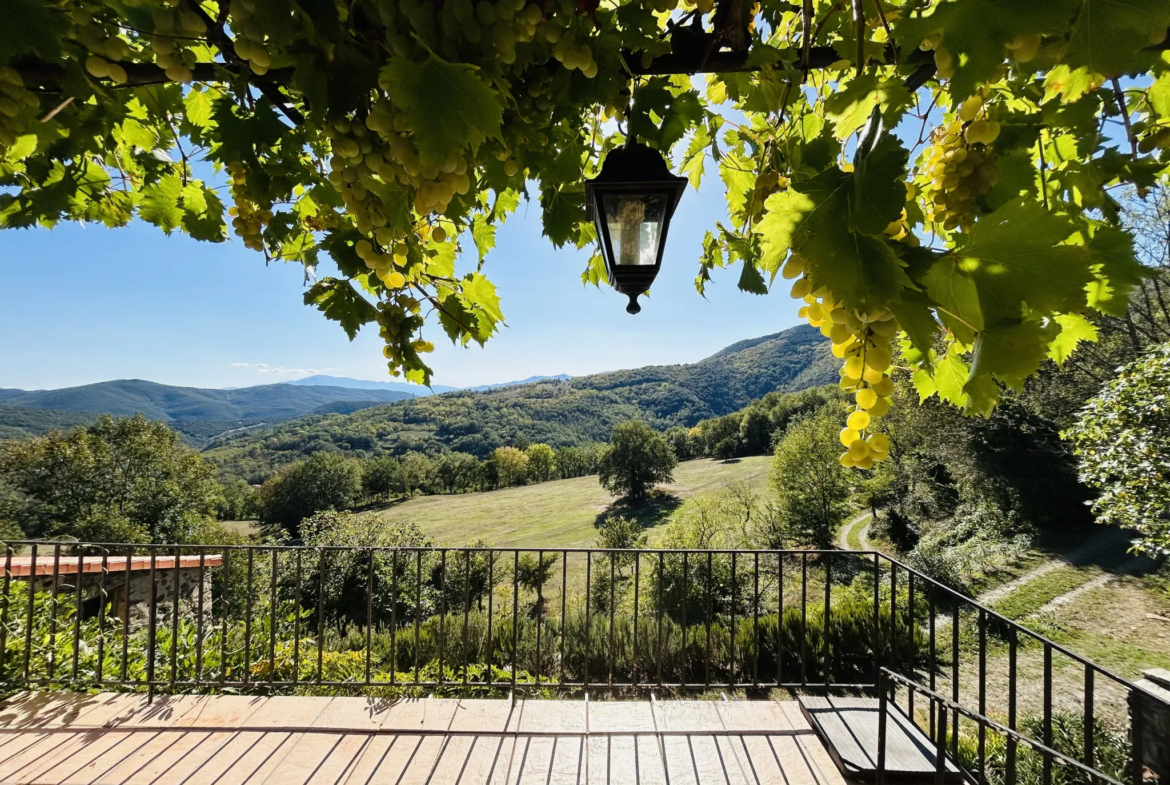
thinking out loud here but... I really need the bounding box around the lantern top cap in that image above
[587,142,688,198]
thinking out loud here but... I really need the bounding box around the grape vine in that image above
[2,0,1167,456]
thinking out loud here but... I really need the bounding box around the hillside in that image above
[0,405,97,441]
[358,456,774,547]
[204,325,835,481]
[0,380,413,446]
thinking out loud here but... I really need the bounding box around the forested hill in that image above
[204,325,836,482]
[0,380,413,445]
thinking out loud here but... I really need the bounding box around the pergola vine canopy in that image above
[1,0,1167,466]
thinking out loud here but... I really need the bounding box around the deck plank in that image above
[0,694,840,785]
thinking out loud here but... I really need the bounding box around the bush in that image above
[952,711,1129,785]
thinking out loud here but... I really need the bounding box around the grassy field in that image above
[354,456,773,548]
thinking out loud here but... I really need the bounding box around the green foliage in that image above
[397,451,434,497]
[553,444,602,479]
[524,443,557,483]
[217,477,260,521]
[769,408,854,549]
[362,455,401,500]
[951,711,1130,785]
[259,452,363,535]
[598,421,677,502]
[492,446,529,487]
[432,451,480,494]
[0,414,222,543]
[1065,343,1170,555]
[0,0,1162,409]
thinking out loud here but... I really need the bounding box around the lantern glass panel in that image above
[602,193,666,266]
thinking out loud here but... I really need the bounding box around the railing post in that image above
[936,698,948,785]
[1131,688,1145,785]
[877,670,888,785]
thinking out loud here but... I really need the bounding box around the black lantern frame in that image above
[584,142,688,314]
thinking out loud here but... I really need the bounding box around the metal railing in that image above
[1,540,1163,784]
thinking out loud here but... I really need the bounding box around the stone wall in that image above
[29,567,213,630]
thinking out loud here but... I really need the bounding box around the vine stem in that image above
[1111,77,1139,158]
[1037,130,1049,210]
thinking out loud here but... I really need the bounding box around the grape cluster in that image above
[920,31,1040,81]
[225,0,273,75]
[920,106,1000,233]
[783,253,897,470]
[146,5,205,83]
[376,298,431,377]
[72,10,131,85]
[0,67,39,150]
[357,238,409,290]
[226,161,271,252]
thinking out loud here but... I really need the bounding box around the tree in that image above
[433,452,479,494]
[525,443,557,483]
[769,411,853,549]
[597,421,676,502]
[2,1,1156,447]
[554,445,600,479]
[1065,344,1170,555]
[362,456,401,500]
[0,415,221,543]
[738,409,773,455]
[664,427,693,462]
[397,451,433,497]
[259,453,363,535]
[492,446,529,488]
[217,478,260,521]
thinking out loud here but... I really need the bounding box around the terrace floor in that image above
[0,692,847,785]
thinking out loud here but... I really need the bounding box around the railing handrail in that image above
[877,668,1131,785]
[0,539,1149,693]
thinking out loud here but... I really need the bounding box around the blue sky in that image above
[0,172,801,391]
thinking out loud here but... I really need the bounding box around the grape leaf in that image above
[737,260,768,295]
[895,0,1078,99]
[381,55,503,168]
[934,344,972,406]
[470,214,495,263]
[931,199,1093,326]
[303,279,378,340]
[850,133,909,236]
[1048,312,1098,365]
[965,317,1051,413]
[1085,225,1149,315]
[461,272,504,343]
[0,0,64,60]
[139,174,183,233]
[757,159,911,308]
[888,289,942,363]
[1062,0,1170,79]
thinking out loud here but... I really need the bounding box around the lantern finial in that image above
[626,294,642,315]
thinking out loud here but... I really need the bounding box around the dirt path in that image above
[980,526,1137,608]
[837,511,872,551]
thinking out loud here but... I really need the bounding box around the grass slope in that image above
[358,456,773,548]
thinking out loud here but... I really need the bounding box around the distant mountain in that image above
[288,374,572,395]
[204,325,837,481]
[0,380,413,446]
[287,376,459,395]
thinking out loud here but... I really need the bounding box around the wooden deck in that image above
[0,692,847,785]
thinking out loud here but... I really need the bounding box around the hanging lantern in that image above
[584,142,688,314]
